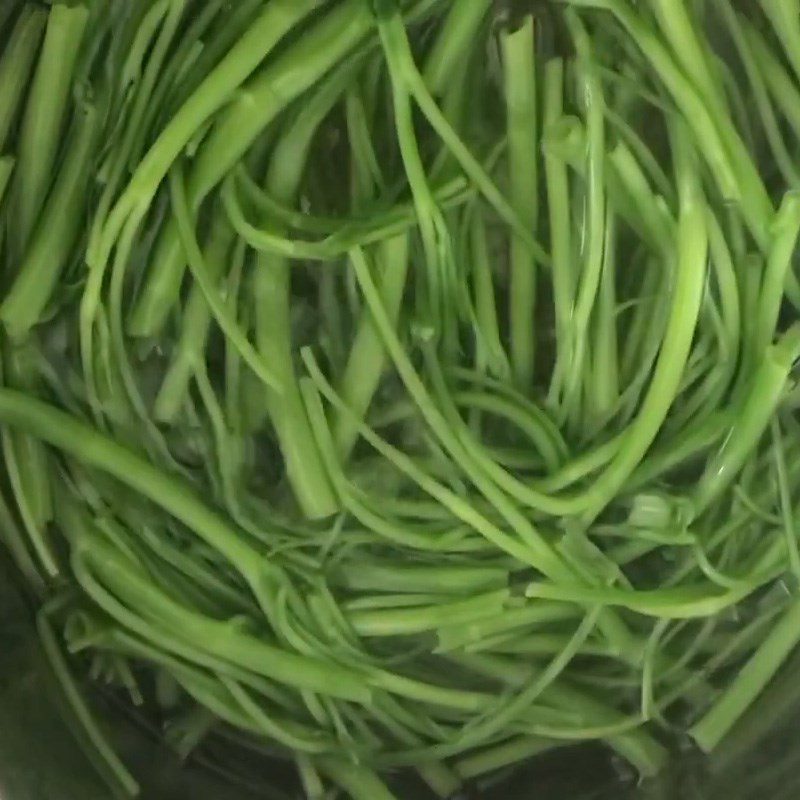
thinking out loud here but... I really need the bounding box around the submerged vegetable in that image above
[1,0,800,798]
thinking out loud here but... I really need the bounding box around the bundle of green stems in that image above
[2,1,800,797]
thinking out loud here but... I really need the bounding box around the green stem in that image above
[561,12,606,430]
[719,3,800,189]
[75,532,371,703]
[691,595,800,752]
[1,338,57,577]
[651,0,726,119]
[168,164,281,393]
[590,0,771,247]
[2,103,99,338]
[0,6,46,151]
[37,609,139,796]
[759,0,800,88]
[468,209,510,379]
[346,589,511,637]
[423,0,491,94]
[743,15,800,144]
[11,2,89,258]
[455,736,557,779]
[152,213,235,423]
[316,757,398,800]
[589,209,620,428]
[334,236,410,461]
[753,193,800,358]
[124,0,369,339]
[543,58,574,404]
[253,63,356,519]
[577,126,708,525]
[502,16,538,388]
[693,324,800,517]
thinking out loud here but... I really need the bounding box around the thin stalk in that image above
[423,0,492,95]
[123,0,369,340]
[334,236,410,461]
[693,325,800,517]
[0,6,47,151]
[577,126,708,524]
[543,58,574,404]
[718,2,800,189]
[589,209,619,428]
[759,0,800,87]
[691,596,800,752]
[253,64,356,519]
[562,12,606,431]
[11,2,89,258]
[2,103,99,338]
[468,209,510,379]
[502,16,538,388]
[168,163,281,393]
[153,213,235,423]
[753,192,800,359]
